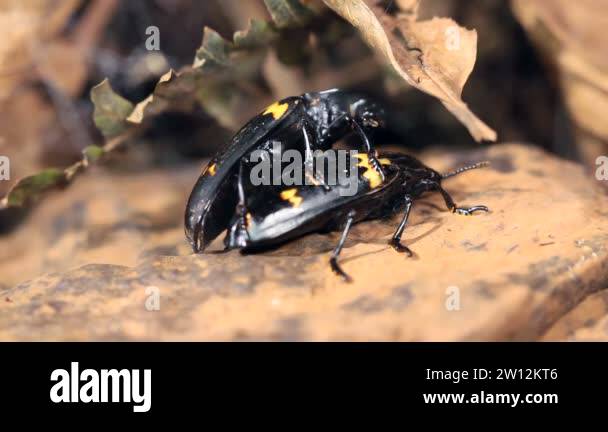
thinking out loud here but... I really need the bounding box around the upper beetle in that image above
[185,89,389,253]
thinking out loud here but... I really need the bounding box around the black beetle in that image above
[185,89,389,253]
[223,151,489,282]
[185,90,490,281]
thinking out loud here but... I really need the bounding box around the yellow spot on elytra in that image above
[263,101,289,120]
[280,188,303,207]
[245,212,252,227]
[354,154,390,189]
[207,163,217,176]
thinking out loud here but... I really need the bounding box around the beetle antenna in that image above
[442,161,490,180]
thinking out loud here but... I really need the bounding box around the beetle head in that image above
[351,98,387,129]
[378,152,442,199]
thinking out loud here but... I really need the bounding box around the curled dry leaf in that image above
[322,0,497,142]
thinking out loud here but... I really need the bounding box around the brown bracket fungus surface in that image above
[1,144,607,341]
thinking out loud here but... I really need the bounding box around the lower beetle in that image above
[222,151,489,282]
[185,89,388,253]
[186,142,490,281]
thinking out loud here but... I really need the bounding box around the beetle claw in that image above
[369,152,386,182]
[330,258,353,283]
[453,205,489,216]
[389,239,413,257]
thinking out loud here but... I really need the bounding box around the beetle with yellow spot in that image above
[185,89,490,282]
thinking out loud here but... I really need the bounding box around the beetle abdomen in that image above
[185,96,303,252]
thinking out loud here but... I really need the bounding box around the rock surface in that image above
[1,143,607,341]
[543,290,608,341]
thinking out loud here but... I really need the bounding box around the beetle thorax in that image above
[304,94,351,146]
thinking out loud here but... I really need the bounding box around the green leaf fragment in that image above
[194,27,233,69]
[234,19,278,49]
[82,145,105,164]
[264,0,315,28]
[90,79,134,138]
[5,169,66,207]
[196,83,243,130]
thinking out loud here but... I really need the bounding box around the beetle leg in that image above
[302,123,331,191]
[437,186,489,216]
[330,210,356,283]
[321,113,348,141]
[350,120,386,183]
[224,158,251,250]
[237,157,248,215]
[302,121,314,164]
[192,215,203,253]
[320,114,385,183]
[389,196,414,257]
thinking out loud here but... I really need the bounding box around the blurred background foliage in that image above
[0,0,605,231]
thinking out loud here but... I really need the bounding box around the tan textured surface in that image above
[1,143,607,341]
[543,290,608,341]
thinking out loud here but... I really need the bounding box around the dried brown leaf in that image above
[322,0,496,142]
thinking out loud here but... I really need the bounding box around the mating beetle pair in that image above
[185,89,489,281]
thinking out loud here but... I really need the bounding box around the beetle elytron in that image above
[185,89,490,281]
